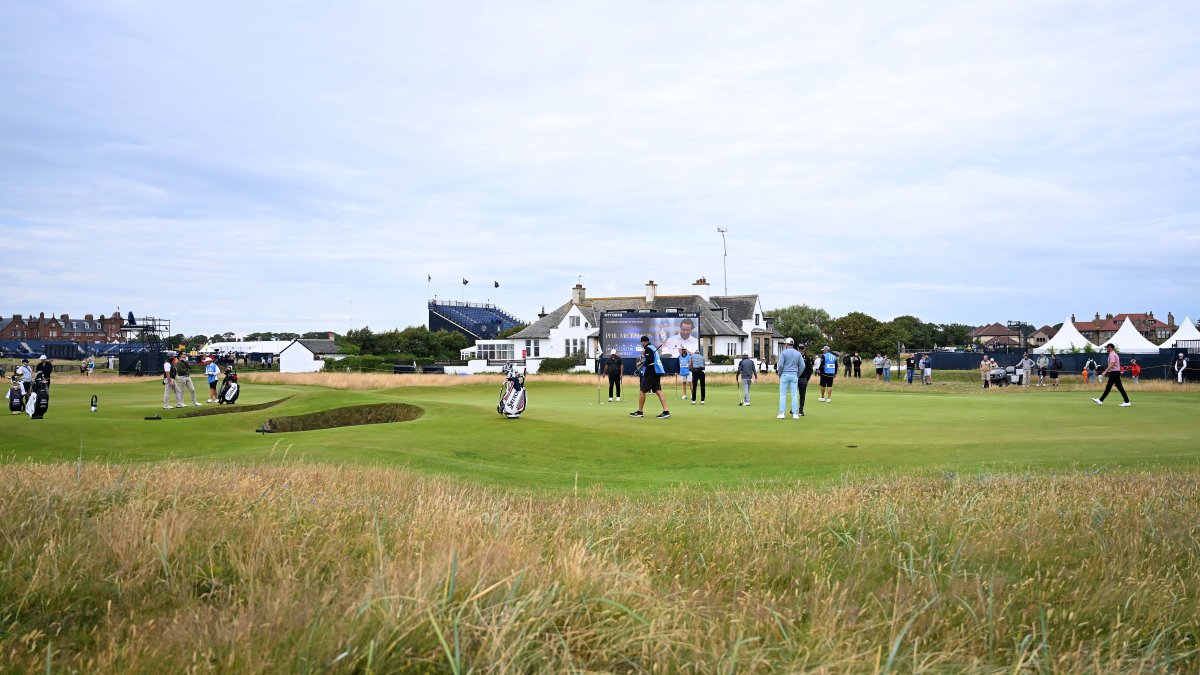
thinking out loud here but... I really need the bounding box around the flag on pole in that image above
[427,274,431,282]
[462,278,469,285]
[494,281,499,288]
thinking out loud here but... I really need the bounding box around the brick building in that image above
[0,311,124,342]
[1071,311,1177,346]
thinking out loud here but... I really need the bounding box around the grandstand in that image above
[428,301,524,342]
[0,340,130,359]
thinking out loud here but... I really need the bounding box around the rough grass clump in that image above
[264,402,423,432]
[1,464,1198,672]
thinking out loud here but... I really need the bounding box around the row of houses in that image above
[969,311,1186,348]
[0,312,126,342]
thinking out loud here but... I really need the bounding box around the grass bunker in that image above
[263,402,423,433]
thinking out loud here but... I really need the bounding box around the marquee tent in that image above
[1032,319,1097,354]
[1103,318,1161,353]
[1163,316,1200,347]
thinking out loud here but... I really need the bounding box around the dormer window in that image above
[569,316,581,328]
[754,314,760,326]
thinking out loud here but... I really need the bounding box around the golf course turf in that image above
[2,375,1195,489]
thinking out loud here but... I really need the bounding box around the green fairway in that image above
[2,377,1197,488]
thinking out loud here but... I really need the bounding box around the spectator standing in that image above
[1035,354,1049,386]
[980,356,991,388]
[1174,354,1188,384]
[775,338,802,419]
[86,357,94,377]
[689,348,706,405]
[176,355,200,406]
[1050,355,1063,386]
[852,352,862,378]
[883,355,892,383]
[1128,359,1141,385]
[163,354,184,409]
[873,353,884,380]
[818,345,838,402]
[630,335,670,419]
[204,356,220,403]
[1084,358,1098,384]
[921,354,933,385]
[737,353,756,406]
[905,355,916,385]
[795,344,812,416]
[1092,344,1131,407]
[842,353,852,377]
[603,349,624,402]
[677,347,691,401]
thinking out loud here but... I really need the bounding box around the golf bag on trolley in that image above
[27,375,49,419]
[497,364,527,419]
[218,368,241,404]
[8,377,23,414]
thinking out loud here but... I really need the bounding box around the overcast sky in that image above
[2,1,1197,337]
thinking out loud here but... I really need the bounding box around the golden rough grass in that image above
[240,371,607,389]
[2,463,1198,673]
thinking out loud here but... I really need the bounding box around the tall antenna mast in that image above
[716,227,728,295]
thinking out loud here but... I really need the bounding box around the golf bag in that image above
[497,364,527,419]
[28,376,49,419]
[218,370,240,404]
[7,379,22,413]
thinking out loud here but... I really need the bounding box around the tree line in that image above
[768,305,974,355]
[165,326,470,360]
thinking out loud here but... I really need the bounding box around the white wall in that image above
[279,344,325,373]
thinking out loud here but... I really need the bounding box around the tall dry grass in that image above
[2,462,1197,672]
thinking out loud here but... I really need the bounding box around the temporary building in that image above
[1032,319,1098,354]
[1163,316,1200,347]
[1103,318,1161,354]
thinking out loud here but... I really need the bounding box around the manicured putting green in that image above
[1,378,1195,489]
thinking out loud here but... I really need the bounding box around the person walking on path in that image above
[676,347,691,401]
[1084,358,1097,384]
[603,349,624,402]
[1174,353,1188,384]
[631,335,670,419]
[204,356,220,402]
[737,353,756,406]
[818,345,838,402]
[775,338,802,419]
[795,344,812,416]
[852,352,863,378]
[163,354,184,409]
[1092,344,1131,407]
[176,354,200,406]
[689,348,706,404]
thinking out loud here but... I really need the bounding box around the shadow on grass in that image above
[180,396,293,418]
[264,402,424,433]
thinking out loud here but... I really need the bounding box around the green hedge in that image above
[709,354,733,365]
[536,356,581,373]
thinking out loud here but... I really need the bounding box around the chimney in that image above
[538,306,547,319]
[85,314,93,321]
[1168,312,1175,327]
[13,313,20,320]
[327,331,334,340]
[1070,313,1076,323]
[645,280,658,304]
[692,277,710,301]
[1106,313,1113,320]
[1094,312,1100,323]
[571,283,586,305]
[60,314,68,322]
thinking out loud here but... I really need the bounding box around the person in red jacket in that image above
[1127,359,1141,385]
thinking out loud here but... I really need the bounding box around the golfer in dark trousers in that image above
[1092,343,1131,407]
[689,349,706,404]
[603,349,624,402]
[796,344,812,416]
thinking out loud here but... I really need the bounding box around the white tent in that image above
[1163,316,1200,347]
[1104,318,1161,354]
[1032,319,1098,354]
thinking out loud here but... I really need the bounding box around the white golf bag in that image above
[497,364,527,419]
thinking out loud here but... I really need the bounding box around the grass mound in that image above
[264,402,423,432]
